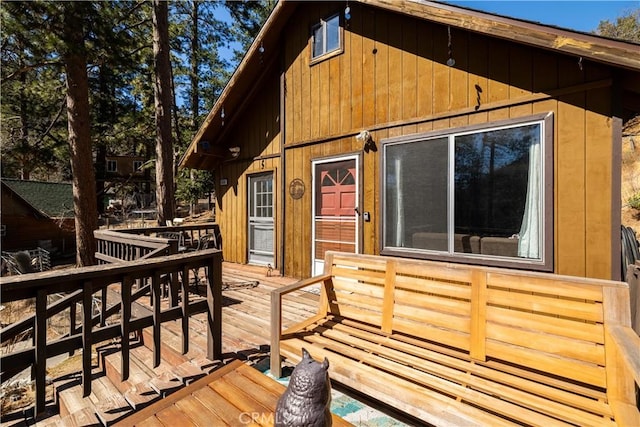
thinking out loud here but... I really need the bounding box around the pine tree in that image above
[153,0,175,225]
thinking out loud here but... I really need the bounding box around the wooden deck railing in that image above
[94,223,221,264]
[0,249,222,416]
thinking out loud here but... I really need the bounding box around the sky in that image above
[443,1,639,34]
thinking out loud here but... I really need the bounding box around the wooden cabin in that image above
[180,0,640,281]
[0,178,75,254]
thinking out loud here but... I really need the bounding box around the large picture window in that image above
[382,113,553,270]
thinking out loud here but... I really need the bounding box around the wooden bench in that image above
[271,251,640,426]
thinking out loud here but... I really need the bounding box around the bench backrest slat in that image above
[323,251,629,391]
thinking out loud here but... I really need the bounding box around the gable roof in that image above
[180,0,640,170]
[2,178,74,218]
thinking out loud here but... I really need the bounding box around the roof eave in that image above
[180,0,640,170]
[179,0,296,170]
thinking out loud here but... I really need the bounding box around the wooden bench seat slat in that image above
[394,288,471,316]
[328,304,384,328]
[330,288,383,311]
[394,275,473,299]
[325,318,614,417]
[487,306,605,343]
[392,317,471,350]
[486,322,605,365]
[303,321,615,426]
[485,340,607,388]
[394,261,475,283]
[331,254,387,271]
[272,252,638,426]
[486,288,604,322]
[487,272,606,301]
[280,339,517,427]
[331,279,385,298]
[283,337,584,427]
[335,316,610,402]
[393,303,471,332]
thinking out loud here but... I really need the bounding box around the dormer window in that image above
[311,13,341,62]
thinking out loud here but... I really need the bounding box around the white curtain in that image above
[395,158,405,247]
[518,141,541,258]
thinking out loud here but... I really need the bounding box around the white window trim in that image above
[381,113,554,271]
[311,13,342,62]
[107,160,117,173]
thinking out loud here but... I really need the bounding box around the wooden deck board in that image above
[114,359,352,427]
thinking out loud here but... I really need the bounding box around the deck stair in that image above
[33,316,218,427]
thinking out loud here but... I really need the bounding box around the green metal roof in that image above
[2,178,74,218]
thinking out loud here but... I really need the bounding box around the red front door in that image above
[313,158,358,274]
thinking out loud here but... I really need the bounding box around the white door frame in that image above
[311,154,360,275]
[248,172,275,266]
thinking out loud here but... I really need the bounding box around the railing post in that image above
[35,289,47,415]
[206,251,222,360]
[121,275,132,381]
[69,301,76,356]
[181,265,190,355]
[100,286,107,327]
[82,281,93,397]
[152,271,162,367]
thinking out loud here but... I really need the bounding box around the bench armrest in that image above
[270,273,332,378]
[271,273,332,297]
[606,325,640,425]
[607,325,640,385]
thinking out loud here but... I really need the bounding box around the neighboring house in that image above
[101,155,154,209]
[1,178,75,254]
[180,0,640,280]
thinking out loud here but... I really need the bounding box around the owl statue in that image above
[274,348,332,427]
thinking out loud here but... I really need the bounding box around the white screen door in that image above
[248,172,274,266]
[312,156,359,275]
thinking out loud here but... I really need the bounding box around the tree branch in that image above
[1,61,63,83]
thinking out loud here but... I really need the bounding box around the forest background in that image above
[0,1,638,265]
[1,1,273,265]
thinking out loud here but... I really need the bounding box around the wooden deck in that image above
[216,262,314,361]
[135,261,312,363]
[113,359,353,426]
[1,261,409,426]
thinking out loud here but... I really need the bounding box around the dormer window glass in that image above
[311,13,341,60]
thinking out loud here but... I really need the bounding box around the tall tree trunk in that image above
[95,65,111,215]
[190,0,200,131]
[189,0,200,216]
[63,4,98,266]
[152,0,174,225]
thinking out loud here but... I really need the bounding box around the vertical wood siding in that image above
[216,69,281,265]
[278,3,615,278]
